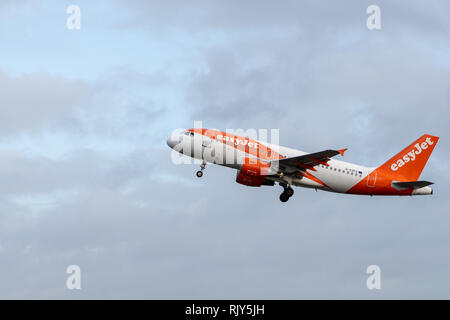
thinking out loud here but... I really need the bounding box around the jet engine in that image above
[235,159,274,187]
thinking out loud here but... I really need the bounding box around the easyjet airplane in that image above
[167,128,439,202]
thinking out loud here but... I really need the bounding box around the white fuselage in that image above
[173,132,374,194]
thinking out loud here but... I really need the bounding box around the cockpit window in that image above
[184,131,194,136]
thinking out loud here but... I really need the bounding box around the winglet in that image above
[338,148,348,156]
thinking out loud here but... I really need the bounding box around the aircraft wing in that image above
[273,148,347,173]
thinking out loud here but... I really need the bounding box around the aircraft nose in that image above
[166,135,179,148]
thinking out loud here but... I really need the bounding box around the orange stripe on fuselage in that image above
[346,167,413,195]
[297,171,332,190]
[188,128,286,161]
[347,134,439,196]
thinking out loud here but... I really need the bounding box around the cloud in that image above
[1,155,449,298]
[0,1,41,20]
[0,70,92,135]
[0,1,449,299]
[185,40,449,161]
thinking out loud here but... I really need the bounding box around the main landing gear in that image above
[279,184,294,202]
[196,161,206,178]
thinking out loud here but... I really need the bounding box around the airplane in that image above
[167,128,439,202]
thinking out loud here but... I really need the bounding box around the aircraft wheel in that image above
[196,170,203,178]
[285,186,294,197]
[279,192,289,202]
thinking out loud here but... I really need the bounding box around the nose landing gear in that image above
[196,161,206,178]
[279,184,294,202]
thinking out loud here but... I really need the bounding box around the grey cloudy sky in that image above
[0,0,449,298]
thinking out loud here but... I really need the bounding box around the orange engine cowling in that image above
[236,159,271,187]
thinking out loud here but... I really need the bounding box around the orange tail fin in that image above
[378,134,439,181]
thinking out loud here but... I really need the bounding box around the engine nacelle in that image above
[236,159,272,187]
[240,159,271,176]
[236,172,265,187]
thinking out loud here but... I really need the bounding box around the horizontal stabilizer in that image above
[392,180,434,190]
